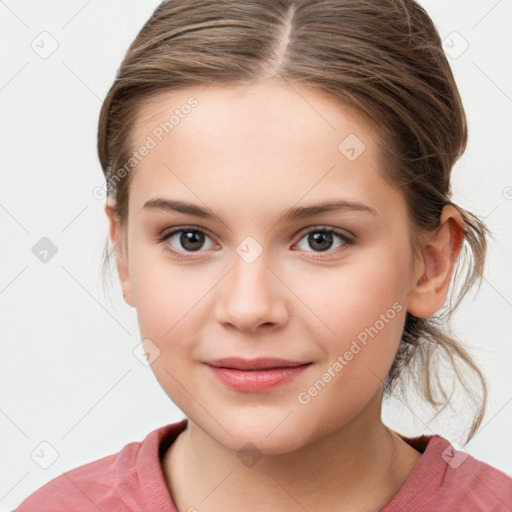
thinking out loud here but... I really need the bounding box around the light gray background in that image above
[1,1,511,509]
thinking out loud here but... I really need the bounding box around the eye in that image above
[294,227,353,258]
[159,227,216,258]
[158,225,354,260]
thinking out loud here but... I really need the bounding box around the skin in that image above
[105,80,464,511]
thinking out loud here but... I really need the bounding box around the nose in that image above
[215,248,288,333]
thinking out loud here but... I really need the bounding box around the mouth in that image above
[203,358,313,392]
[205,357,311,370]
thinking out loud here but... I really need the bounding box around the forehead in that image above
[132,80,377,152]
[127,81,404,223]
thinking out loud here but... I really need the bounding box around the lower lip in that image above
[205,364,311,392]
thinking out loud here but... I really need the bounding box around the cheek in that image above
[131,258,208,408]
[133,268,203,344]
[295,245,410,335]
[293,245,410,398]
[128,243,190,340]
[290,258,409,435]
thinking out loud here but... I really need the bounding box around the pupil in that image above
[310,232,332,252]
[181,231,203,251]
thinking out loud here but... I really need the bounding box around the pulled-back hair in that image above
[97,0,488,443]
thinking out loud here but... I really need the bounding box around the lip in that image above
[205,357,310,370]
[204,358,312,392]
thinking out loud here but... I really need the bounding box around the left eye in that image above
[295,228,350,253]
[161,228,214,253]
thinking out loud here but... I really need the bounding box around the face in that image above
[114,81,422,454]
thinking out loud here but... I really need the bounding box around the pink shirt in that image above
[15,418,512,511]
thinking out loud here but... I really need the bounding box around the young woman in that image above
[16,0,512,510]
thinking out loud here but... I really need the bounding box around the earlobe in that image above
[407,205,465,318]
[104,201,135,308]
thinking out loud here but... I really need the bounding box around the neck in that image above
[163,392,422,512]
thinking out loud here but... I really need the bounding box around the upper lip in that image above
[204,357,311,370]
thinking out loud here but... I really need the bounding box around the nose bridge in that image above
[234,243,270,289]
[216,234,286,330]
[231,234,275,301]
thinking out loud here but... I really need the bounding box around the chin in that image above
[230,431,307,457]
[199,412,314,456]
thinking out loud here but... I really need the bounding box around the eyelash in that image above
[157,225,355,260]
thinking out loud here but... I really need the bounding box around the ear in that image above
[407,205,465,318]
[104,201,135,308]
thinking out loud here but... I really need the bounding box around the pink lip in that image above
[204,358,312,392]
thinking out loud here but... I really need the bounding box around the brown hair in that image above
[97,0,488,444]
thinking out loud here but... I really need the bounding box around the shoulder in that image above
[437,437,512,511]
[14,420,187,512]
[14,450,129,511]
[383,433,512,512]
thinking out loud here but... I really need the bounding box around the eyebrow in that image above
[142,198,377,221]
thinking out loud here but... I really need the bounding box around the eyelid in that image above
[160,225,210,238]
[294,224,355,242]
[158,225,216,246]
